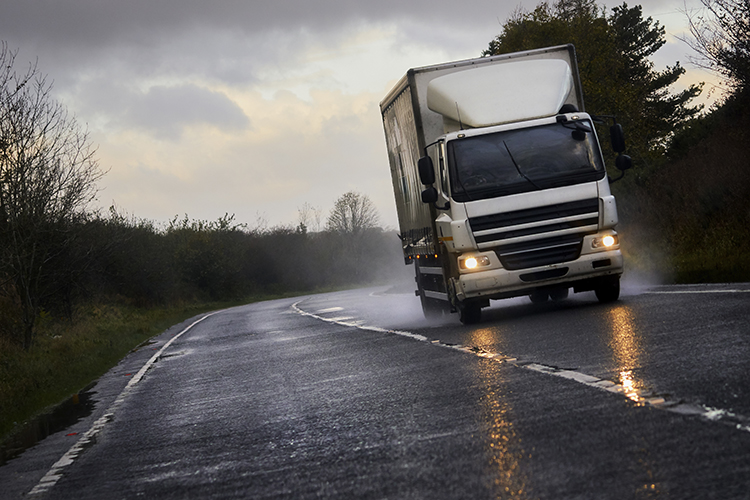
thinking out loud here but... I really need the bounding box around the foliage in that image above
[0,43,103,350]
[0,207,404,343]
[326,191,380,236]
[483,1,703,170]
[685,0,750,99]
[297,202,323,234]
[621,95,750,283]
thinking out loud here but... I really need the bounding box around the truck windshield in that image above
[447,120,606,202]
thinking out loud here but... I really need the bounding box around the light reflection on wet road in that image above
[472,357,528,498]
[2,282,749,499]
[291,282,750,496]
[606,305,645,403]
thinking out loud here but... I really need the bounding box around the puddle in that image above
[131,339,157,352]
[158,350,185,360]
[0,385,97,466]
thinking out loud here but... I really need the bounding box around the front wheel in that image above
[595,276,621,303]
[550,287,569,301]
[529,290,549,303]
[458,302,482,325]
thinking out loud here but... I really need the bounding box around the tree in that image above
[326,191,380,236]
[297,202,322,234]
[483,1,703,168]
[0,43,103,349]
[685,0,750,99]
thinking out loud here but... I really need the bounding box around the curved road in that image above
[3,282,750,498]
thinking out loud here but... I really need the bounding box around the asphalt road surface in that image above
[2,282,749,499]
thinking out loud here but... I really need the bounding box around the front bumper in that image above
[456,248,623,301]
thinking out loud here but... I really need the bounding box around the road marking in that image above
[520,362,750,431]
[28,311,222,496]
[292,301,428,342]
[325,316,357,322]
[314,307,345,313]
[292,300,750,434]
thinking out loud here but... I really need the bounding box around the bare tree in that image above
[0,43,103,349]
[684,0,750,97]
[326,191,380,236]
[297,202,322,233]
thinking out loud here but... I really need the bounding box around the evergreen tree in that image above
[483,1,702,170]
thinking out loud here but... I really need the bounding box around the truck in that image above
[379,44,632,324]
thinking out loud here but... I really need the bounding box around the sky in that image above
[0,0,721,230]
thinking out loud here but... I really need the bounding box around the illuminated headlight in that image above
[592,234,618,249]
[459,255,491,270]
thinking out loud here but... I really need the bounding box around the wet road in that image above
[2,283,750,498]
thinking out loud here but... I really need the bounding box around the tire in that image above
[459,302,482,325]
[550,287,569,301]
[529,290,549,303]
[595,276,620,303]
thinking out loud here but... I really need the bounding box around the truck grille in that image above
[468,199,599,270]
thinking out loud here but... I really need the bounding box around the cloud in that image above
[0,2,525,107]
[123,84,250,140]
[1,1,504,45]
[91,83,394,226]
[1,0,719,230]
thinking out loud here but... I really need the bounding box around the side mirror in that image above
[610,123,626,153]
[421,187,438,204]
[615,154,632,171]
[418,156,435,185]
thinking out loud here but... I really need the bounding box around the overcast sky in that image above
[0,0,719,230]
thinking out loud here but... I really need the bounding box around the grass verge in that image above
[0,292,310,443]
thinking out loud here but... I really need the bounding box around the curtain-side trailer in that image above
[379,44,631,324]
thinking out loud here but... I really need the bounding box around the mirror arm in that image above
[608,170,625,183]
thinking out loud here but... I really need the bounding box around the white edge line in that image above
[291,300,750,434]
[28,310,223,496]
[292,301,428,342]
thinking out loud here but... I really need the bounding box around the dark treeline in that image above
[14,210,405,321]
[616,91,750,283]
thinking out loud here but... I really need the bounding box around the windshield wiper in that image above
[503,141,542,191]
[559,119,592,141]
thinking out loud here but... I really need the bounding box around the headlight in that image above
[592,234,618,248]
[459,255,491,270]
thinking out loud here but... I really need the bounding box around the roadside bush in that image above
[616,96,750,283]
[0,208,406,348]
